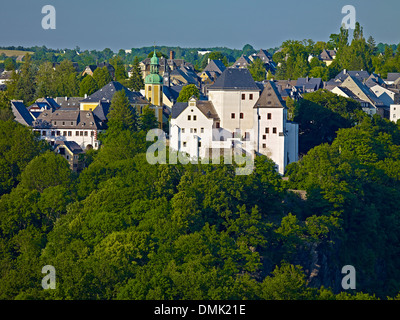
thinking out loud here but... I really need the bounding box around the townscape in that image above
[2,22,400,300]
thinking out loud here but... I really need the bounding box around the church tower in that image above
[145,50,163,128]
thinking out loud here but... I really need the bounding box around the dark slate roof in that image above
[80,81,147,104]
[386,73,400,82]
[171,100,219,120]
[365,73,386,88]
[296,77,323,91]
[56,140,84,154]
[171,102,189,119]
[254,81,286,108]
[163,85,183,103]
[203,60,226,74]
[335,70,370,82]
[11,101,34,126]
[208,68,259,91]
[231,55,251,68]
[55,97,83,109]
[92,101,111,121]
[33,109,107,130]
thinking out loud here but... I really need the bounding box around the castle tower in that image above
[145,50,163,128]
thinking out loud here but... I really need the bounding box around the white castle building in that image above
[170,68,298,174]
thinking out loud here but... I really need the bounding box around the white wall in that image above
[390,105,400,122]
[34,128,101,149]
[208,89,260,133]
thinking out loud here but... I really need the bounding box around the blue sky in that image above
[1,0,399,51]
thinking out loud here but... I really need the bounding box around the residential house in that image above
[231,55,251,69]
[32,108,106,150]
[296,77,323,93]
[318,49,336,66]
[331,74,386,116]
[54,141,84,172]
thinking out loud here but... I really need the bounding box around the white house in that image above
[169,68,299,174]
[390,104,400,122]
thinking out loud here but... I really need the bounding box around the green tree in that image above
[79,75,98,97]
[4,57,17,71]
[20,151,73,193]
[0,120,49,195]
[110,56,128,82]
[35,61,56,98]
[54,60,79,97]
[93,66,113,89]
[139,105,159,132]
[0,91,13,121]
[248,58,266,81]
[126,57,144,92]
[107,90,138,132]
[176,84,200,102]
[13,53,36,104]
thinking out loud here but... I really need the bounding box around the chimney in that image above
[343,69,347,74]
[84,93,87,98]
[65,96,67,101]
[170,50,175,60]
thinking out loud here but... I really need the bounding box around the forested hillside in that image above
[1,105,400,299]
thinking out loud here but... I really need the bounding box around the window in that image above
[201,128,204,133]
[249,94,253,100]
[62,122,65,126]
[51,131,55,136]
[80,131,84,136]
[148,86,152,91]
[188,115,191,120]
[84,131,88,136]
[231,113,235,119]
[68,131,72,136]
[198,141,201,147]
[263,135,266,139]
[54,121,57,125]
[262,144,267,148]
[56,131,60,136]
[193,115,197,121]
[182,128,185,133]
[76,131,79,136]
[63,131,67,136]
[245,132,250,140]
[42,131,46,136]
[216,122,220,128]
[91,131,94,137]
[240,113,244,119]
[190,128,193,133]
[194,128,197,133]
[273,127,277,134]
[267,113,272,120]
[241,94,245,100]
[70,122,74,125]
[265,128,269,134]
[183,142,187,147]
